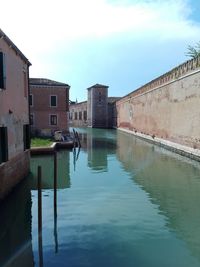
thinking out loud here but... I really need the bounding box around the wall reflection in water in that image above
[0,177,34,267]
[30,150,71,189]
[78,128,117,172]
[116,130,200,262]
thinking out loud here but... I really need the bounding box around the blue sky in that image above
[1,0,200,101]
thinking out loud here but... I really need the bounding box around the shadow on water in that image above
[0,177,34,267]
[116,130,200,262]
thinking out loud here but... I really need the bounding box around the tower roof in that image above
[87,83,109,90]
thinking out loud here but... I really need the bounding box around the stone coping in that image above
[118,128,200,162]
[30,141,75,155]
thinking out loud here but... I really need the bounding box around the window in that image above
[69,113,73,120]
[29,94,33,106]
[23,71,28,97]
[98,92,102,102]
[30,114,34,125]
[75,112,77,120]
[84,111,87,121]
[0,52,6,89]
[50,95,57,107]
[23,124,30,150]
[50,115,57,125]
[79,111,82,120]
[0,127,8,163]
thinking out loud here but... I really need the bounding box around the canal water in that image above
[1,128,200,267]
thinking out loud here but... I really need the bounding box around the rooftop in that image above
[87,83,109,90]
[30,78,70,87]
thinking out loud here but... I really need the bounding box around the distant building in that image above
[0,29,31,199]
[69,101,88,127]
[69,83,120,128]
[30,78,70,136]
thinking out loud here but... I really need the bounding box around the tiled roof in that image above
[108,97,121,103]
[0,28,31,66]
[30,78,70,87]
[87,83,109,90]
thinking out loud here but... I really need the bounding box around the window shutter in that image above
[0,52,6,89]
[0,52,4,89]
[0,127,8,163]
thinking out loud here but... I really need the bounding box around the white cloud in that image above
[1,0,200,78]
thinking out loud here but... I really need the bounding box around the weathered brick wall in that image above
[117,57,200,149]
[0,150,30,199]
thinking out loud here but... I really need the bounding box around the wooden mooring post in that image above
[37,166,43,267]
[54,151,58,253]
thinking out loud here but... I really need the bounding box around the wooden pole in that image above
[73,128,76,148]
[38,166,43,267]
[75,131,81,148]
[54,152,58,253]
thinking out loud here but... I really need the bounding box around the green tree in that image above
[186,42,200,58]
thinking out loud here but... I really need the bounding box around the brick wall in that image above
[0,150,30,199]
[117,57,200,150]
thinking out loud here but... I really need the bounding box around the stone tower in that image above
[87,84,108,128]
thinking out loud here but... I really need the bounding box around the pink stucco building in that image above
[0,29,31,199]
[30,78,70,136]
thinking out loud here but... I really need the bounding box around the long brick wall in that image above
[0,150,30,199]
[116,56,200,150]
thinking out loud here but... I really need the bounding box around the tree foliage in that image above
[186,42,200,58]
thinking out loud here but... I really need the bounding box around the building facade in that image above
[69,101,87,127]
[69,84,120,128]
[30,78,70,136]
[0,29,31,199]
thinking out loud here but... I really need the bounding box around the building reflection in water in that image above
[78,128,117,172]
[30,149,71,266]
[116,130,200,262]
[0,177,34,267]
[0,149,72,267]
[30,150,71,189]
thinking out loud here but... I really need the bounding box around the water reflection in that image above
[77,128,117,172]
[1,129,200,267]
[0,178,34,267]
[116,130,200,261]
[30,150,71,189]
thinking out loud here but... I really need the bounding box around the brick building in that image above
[30,78,70,136]
[69,84,120,128]
[0,29,31,199]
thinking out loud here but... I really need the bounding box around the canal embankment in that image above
[118,127,200,162]
[30,141,75,155]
